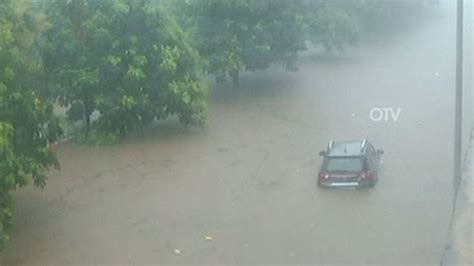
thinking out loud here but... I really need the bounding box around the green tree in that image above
[42,0,207,138]
[302,0,361,51]
[173,0,307,86]
[172,0,436,85]
[303,0,435,51]
[0,0,62,251]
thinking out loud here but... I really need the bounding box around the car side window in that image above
[368,144,376,155]
[367,145,376,170]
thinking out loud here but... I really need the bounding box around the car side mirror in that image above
[376,149,384,155]
[319,151,327,156]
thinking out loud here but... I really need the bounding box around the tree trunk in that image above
[84,101,91,137]
[84,111,91,137]
[230,70,239,87]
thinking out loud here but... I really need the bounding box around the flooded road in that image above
[2,3,459,266]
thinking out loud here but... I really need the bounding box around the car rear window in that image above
[325,157,365,172]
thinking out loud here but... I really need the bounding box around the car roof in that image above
[327,140,367,157]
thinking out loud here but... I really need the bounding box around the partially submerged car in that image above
[318,140,383,188]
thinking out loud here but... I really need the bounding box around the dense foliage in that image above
[302,0,361,51]
[172,0,308,85]
[172,0,434,84]
[43,0,208,138]
[0,0,61,250]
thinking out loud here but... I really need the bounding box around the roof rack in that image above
[328,140,334,149]
[360,139,367,152]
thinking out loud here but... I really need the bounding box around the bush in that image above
[0,192,13,251]
[77,129,119,146]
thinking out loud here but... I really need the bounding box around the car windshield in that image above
[325,157,365,172]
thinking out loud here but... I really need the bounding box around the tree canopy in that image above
[172,0,307,85]
[43,0,208,137]
[0,0,61,250]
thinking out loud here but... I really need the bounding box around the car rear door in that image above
[367,144,379,174]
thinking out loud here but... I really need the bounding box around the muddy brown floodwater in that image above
[2,3,459,266]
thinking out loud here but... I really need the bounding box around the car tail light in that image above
[319,173,330,179]
[360,172,372,179]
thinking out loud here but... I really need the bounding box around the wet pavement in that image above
[2,3,460,266]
